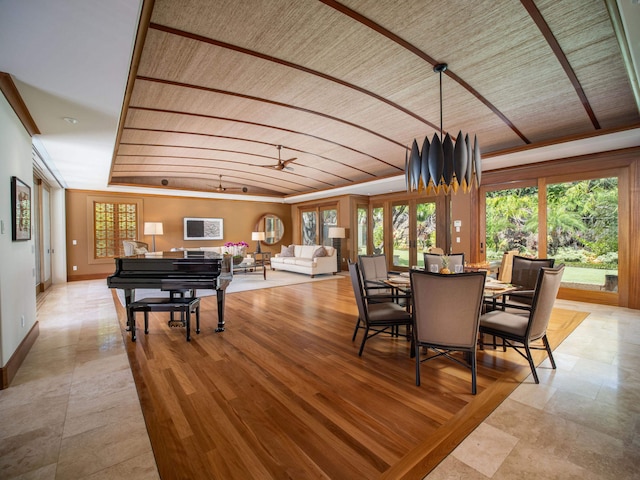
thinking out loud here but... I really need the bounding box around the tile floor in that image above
[426,300,640,479]
[1,280,638,479]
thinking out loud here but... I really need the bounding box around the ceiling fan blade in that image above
[282,157,297,166]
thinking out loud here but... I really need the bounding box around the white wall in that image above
[0,93,38,366]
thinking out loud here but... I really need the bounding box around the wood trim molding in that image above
[0,72,40,136]
[0,321,39,389]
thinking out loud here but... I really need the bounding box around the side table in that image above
[252,251,272,270]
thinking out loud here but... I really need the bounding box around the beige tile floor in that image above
[426,299,640,479]
[1,280,639,479]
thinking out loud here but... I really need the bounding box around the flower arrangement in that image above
[224,241,249,263]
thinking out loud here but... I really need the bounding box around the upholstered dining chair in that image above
[497,249,519,283]
[348,261,413,357]
[410,269,486,394]
[358,254,398,303]
[502,255,555,310]
[423,252,465,273]
[480,265,565,384]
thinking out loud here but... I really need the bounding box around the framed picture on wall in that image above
[11,176,31,241]
[184,217,223,240]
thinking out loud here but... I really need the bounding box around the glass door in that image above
[391,200,436,269]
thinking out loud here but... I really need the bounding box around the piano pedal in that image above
[168,320,186,328]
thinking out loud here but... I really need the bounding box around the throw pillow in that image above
[280,245,295,257]
[134,246,148,254]
[313,246,327,258]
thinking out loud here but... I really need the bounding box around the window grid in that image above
[94,202,137,258]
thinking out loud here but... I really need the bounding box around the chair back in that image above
[423,253,465,272]
[527,265,565,340]
[358,254,392,296]
[511,256,555,289]
[123,240,149,256]
[410,270,486,348]
[348,261,370,325]
[498,249,519,283]
[358,254,388,282]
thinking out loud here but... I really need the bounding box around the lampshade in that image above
[143,222,163,235]
[252,231,266,241]
[328,227,345,239]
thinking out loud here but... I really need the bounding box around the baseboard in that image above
[0,321,39,389]
[67,273,110,282]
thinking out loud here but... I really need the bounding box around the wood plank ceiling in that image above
[110,0,639,197]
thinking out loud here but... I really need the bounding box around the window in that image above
[485,185,539,261]
[357,206,368,255]
[372,206,384,255]
[546,177,618,292]
[94,201,138,258]
[301,210,317,245]
[321,208,337,246]
[300,204,338,245]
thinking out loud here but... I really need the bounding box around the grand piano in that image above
[107,251,232,332]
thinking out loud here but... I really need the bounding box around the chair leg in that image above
[352,318,362,341]
[185,309,191,341]
[358,327,369,356]
[415,343,421,386]
[542,335,556,369]
[471,353,477,395]
[195,305,201,334]
[524,343,539,384]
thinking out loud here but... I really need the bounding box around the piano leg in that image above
[124,289,135,331]
[215,287,225,332]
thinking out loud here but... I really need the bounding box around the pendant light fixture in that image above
[405,63,481,195]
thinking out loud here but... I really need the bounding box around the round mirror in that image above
[255,214,284,245]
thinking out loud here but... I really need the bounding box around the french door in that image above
[390,199,437,270]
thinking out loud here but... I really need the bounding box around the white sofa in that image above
[271,245,337,277]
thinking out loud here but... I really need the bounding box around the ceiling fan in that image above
[265,145,297,171]
[213,175,248,193]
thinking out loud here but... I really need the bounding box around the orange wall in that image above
[66,189,292,280]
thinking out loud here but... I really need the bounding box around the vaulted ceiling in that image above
[109,0,640,198]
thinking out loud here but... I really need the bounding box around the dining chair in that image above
[358,254,399,304]
[423,252,465,273]
[480,265,565,383]
[497,249,519,283]
[410,270,486,394]
[502,255,555,310]
[348,261,413,357]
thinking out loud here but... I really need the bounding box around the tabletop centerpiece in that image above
[224,241,249,265]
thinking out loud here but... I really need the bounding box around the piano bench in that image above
[127,297,201,342]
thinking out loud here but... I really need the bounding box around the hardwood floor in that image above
[113,276,586,479]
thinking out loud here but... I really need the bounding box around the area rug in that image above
[115,269,343,305]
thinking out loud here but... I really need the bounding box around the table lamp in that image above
[144,222,163,252]
[252,231,265,253]
[328,227,345,272]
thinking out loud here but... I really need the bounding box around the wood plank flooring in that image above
[112,276,587,480]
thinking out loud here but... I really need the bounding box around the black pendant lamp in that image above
[406,63,481,194]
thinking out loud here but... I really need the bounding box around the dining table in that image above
[382,272,519,313]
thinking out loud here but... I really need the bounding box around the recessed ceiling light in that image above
[63,117,78,124]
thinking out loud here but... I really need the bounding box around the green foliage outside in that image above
[486,178,618,286]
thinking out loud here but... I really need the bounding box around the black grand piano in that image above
[107,251,232,332]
